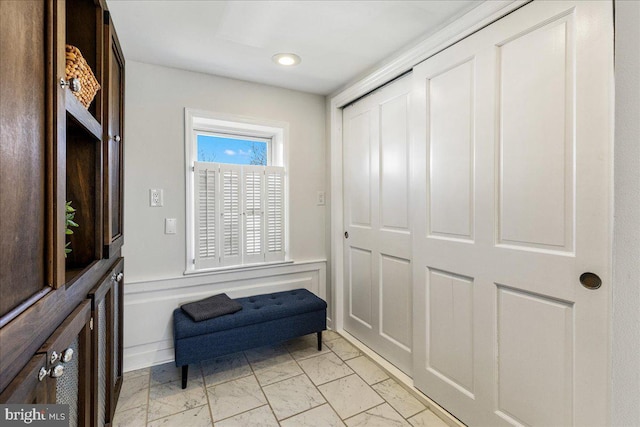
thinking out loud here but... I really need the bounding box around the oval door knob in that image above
[580,272,602,290]
[344,231,349,239]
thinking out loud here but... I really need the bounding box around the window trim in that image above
[184,108,290,274]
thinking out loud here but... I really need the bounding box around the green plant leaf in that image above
[65,200,79,257]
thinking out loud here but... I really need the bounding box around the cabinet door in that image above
[102,11,125,258]
[0,0,56,316]
[88,258,124,426]
[0,354,52,404]
[111,260,124,414]
[0,301,92,427]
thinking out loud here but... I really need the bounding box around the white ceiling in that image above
[106,0,480,95]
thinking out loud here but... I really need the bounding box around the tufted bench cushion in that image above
[173,288,327,388]
[173,289,327,339]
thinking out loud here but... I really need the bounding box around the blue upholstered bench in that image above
[173,288,327,388]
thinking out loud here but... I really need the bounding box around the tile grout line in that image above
[244,347,280,425]
[202,351,269,425]
[144,368,151,426]
[275,336,344,424]
[321,334,424,424]
[251,333,410,424]
[199,362,217,427]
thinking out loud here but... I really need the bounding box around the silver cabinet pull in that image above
[38,367,48,382]
[116,272,123,282]
[61,348,74,363]
[50,365,64,378]
[50,351,60,364]
[114,135,121,142]
[59,77,81,93]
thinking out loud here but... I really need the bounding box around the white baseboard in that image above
[123,260,326,372]
[123,341,175,372]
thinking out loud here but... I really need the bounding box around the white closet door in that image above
[410,1,612,425]
[343,75,413,374]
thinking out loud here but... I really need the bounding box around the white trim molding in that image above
[328,0,526,332]
[123,260,326,372]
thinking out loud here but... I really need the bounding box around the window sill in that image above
[183,260,294,276]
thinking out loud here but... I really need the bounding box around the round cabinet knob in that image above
[116,273,123,282]
[59,77,81,93]
[61,348,74,363]
[50,365,64,378]
[38,367,49,382]
[50,351,60,364]
[114,135,121,142]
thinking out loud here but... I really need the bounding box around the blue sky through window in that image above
[197,134,267,165]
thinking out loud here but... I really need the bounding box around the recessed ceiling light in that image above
[272,53,301,67]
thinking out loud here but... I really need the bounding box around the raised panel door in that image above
[343,75,413,374]
[411,2,613,425]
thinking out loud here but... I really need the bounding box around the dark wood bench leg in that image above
[181,365,188,389]
[317,331,322,351]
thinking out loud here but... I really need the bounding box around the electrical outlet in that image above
[317,191,326,206]
[150,189,163,207]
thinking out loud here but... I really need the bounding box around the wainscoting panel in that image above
[123,260,326,371]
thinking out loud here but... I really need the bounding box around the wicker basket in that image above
[65,45,100,109]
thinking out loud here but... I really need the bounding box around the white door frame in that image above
[328,0,527,332]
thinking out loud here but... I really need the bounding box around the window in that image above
[197,133,269,165]
[185,109,288,272]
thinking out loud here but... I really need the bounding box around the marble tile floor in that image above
[113,331,450,427]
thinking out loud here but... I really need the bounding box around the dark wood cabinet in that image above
[103,12,125,259]
[0,0,126,422]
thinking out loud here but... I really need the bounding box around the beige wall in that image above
[122,61,327,283]
[612,1,640,425]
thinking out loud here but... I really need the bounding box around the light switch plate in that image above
[317,191,326,206]
[150,189,163,207]
[165,218,177,234]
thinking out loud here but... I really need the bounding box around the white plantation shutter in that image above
[194,162,219,269]
[243,166,264,263]
[220,164,242,266]
[192,163,284,270]
[265,166,285,261]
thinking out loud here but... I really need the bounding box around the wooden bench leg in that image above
[317,331,322,351]
[181,365,188,389]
